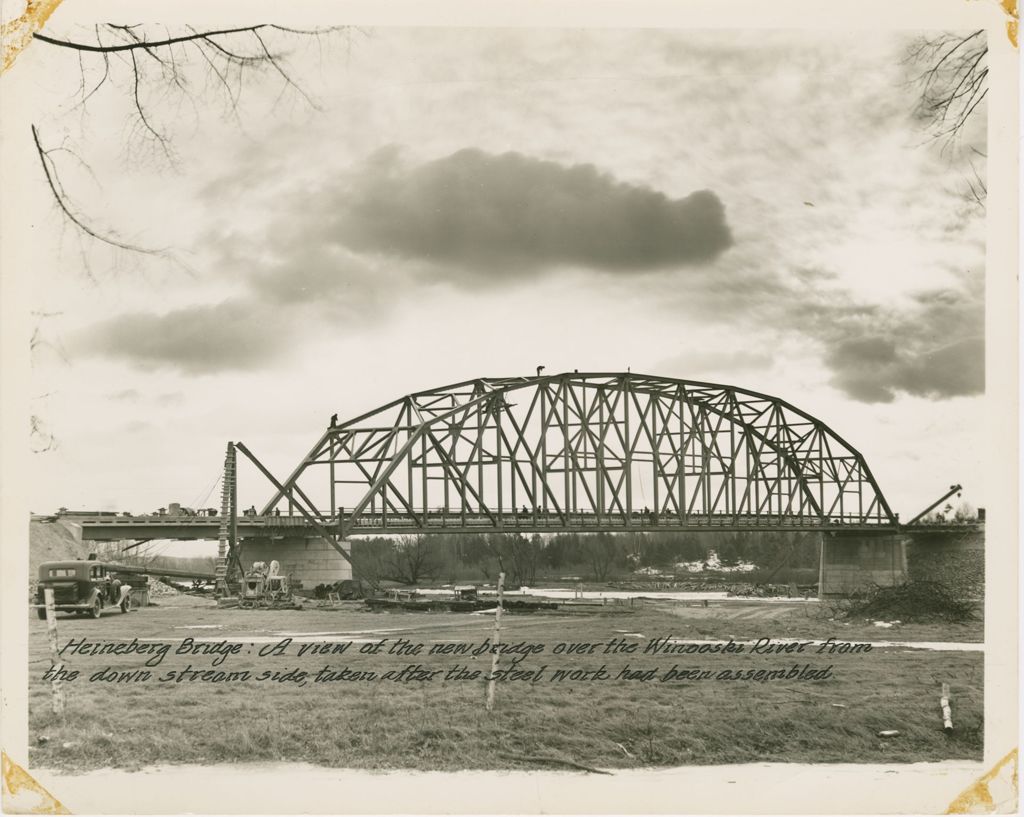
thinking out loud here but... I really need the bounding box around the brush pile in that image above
[727,583,812,598]
[147,578,182,598]
[611,579,725,592]
[841,581,977,623]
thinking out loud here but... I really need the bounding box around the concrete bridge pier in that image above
[818,531,909,597]
[238,535,352,591]
[818,528,985,599]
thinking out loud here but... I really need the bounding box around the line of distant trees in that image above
[918,502,979,524]
[348,530,823,588]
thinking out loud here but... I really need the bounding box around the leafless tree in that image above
[905,30,987,209]
[349,540,389,592]
[519,534,544,585]
[482,533,543,586]
[506,533,542,586]
[28,311,66,453]
[24,23,356,454]
[584,534,618,582]
[961,157,987,210]
[953,502,978,522]
[906,30,987,146]
[28,23,354,260]
[29,414,56,453]
[385,535,441,585]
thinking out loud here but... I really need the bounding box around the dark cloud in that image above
[90,144,980,398]
[155,147,733,374]
[810,277,984,403]
[77,299,295,374]
[824,338,903,403]
[898,336,984,397]
[329,148,733,274]
[244,242,396,321]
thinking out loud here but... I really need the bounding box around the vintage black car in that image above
[35,560,135,619]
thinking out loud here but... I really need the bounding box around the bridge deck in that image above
[52,512,980,541]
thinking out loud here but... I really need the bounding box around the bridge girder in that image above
[260,373,897,533]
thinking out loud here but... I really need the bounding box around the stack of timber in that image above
[365,590,558,613]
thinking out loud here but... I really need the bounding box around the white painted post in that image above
[43,589,65,718]
[940,682,953,732]
[817,532,826,599]
[485,572,505,712]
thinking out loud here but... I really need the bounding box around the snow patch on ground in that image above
[635,549,757,574]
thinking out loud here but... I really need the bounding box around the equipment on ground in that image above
[238,560,302,609]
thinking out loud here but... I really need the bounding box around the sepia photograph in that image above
[0,1,1018,813]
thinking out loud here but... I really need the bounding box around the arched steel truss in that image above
[260,373,897,534]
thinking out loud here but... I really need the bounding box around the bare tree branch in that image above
[192,36,241,112]
[28,23,352,262]
[70,29,111,110]
[30,415,57,453]
[962,157,987,211]
[905,31,988,210]
[27,24,351,459]
[33,25,275,54]
[906,30,988,147]
[252,29,319,109]
[31,123,164,257]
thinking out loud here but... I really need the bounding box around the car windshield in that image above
[47,568,76,578]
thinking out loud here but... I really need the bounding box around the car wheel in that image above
[90,599,102,619]
[120,595,132,613]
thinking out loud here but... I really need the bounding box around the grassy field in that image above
[27,597,982,772]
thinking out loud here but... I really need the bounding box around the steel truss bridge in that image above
[70,373,978,546]
[253,372,900,536]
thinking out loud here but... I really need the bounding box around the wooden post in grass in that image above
[485,572,505,712]
[43,589,65,719]
[940,683,953,732]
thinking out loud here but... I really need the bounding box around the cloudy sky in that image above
[8,23,989,522]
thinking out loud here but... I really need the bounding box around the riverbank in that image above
[28,601,982,772]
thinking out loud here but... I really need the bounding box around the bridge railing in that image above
[72,510,901,529]
[332,510,895,531]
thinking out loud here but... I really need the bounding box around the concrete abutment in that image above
[819,528,984,598]
[238,535,352,590]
